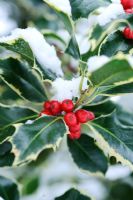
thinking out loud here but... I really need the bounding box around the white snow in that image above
[44,0,71,15]
[0,1,17,36]
[51,77,88,101]
[76,34,91,54]
[97,3,124,26]
[87,56,109,72]
[0,197,5,200]
[106,165,131,180]
[0,28,63,77]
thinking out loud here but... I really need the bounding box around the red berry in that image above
[123,27,133,39]
[121,0,133,13]
[87,111,95,121]
[75,109,92,123]
[68,131,81,140]
[41,110,52,116]
[61,99,74,112]
[64,112,78,126]
[69,122,81,132]
[50,100,61,115]
[44,101,51,110]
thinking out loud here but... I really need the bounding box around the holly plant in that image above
[1,0,133,199]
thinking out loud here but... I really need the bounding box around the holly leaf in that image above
[0,58,47,102]
[0,141,14,167]
[69,0,109,20]
[43,1,80,59]
[55,188,91,200]
[67,134,108,174]
[0,105,38,143]
[0,176,19,200]
[100,31,133,57]
[89,57,133,96]
[87,111,133,169]
[12,116,66,165]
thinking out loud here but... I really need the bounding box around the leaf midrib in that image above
[20,117,62,158]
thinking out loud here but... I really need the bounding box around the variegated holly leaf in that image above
[0,105,38,143]
[85,111,133,169]
[0,28,63,80]
[0,176,19,200]
[89,57,133,96]
[43,1,80,59]
[69,0,110,20]
[100,31,133,57]
[0,141,14,167]
[67,134,108,174]
[12,116,66,165]
[0,58,47,102]
[55,188,91,200]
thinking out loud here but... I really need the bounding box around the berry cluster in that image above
[122,0,133,39]
[40,99,95,140]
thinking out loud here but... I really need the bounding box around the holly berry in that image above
[69,122,81,132]
[44,101,51,110]
[123,27,133,39]
[121,0,133,13]
[50,100,61,115]
[40,110,52,116]
[68,131,81,140]
[61,99,74,112]
[87,111,95,121]
[64,112,78,126]
[75,109,94,123]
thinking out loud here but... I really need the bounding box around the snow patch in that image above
[45,0,71,15]
[0,28,63,77]
[97,3,124,26]
[88,56,109,72]
[51,77,88,101]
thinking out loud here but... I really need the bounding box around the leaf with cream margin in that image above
[0,104,38,143]
[0,28,63,80]
[0,176,19,200]
[99,31,133,57]
[68,134,108,174]
[43,0,80,59]
[84,111,133,169]
[11,116,66,165]
[0,141,14,167]
[69,0,110,20]
[55,188,91,200]
[0,104,38,129]
[89,56,133,96]
[0,58,47,102]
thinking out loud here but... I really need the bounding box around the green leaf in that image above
[69,0,109,20]
[43,0,73,34]
[0,126,15,143]
[65,35,80,59]
[88,111,133,169]
[43,1,80,59]
[90,57,133,86]
[67,134,108,174]
[0,141,14,167]
[0,38,58,80]
[12,116,66,165]
[0,38,34,66]
[0,176,19,200]
[0,58,47,102]
[55,188,91,200]
[0,105,38,130]
[100,31,133,57]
